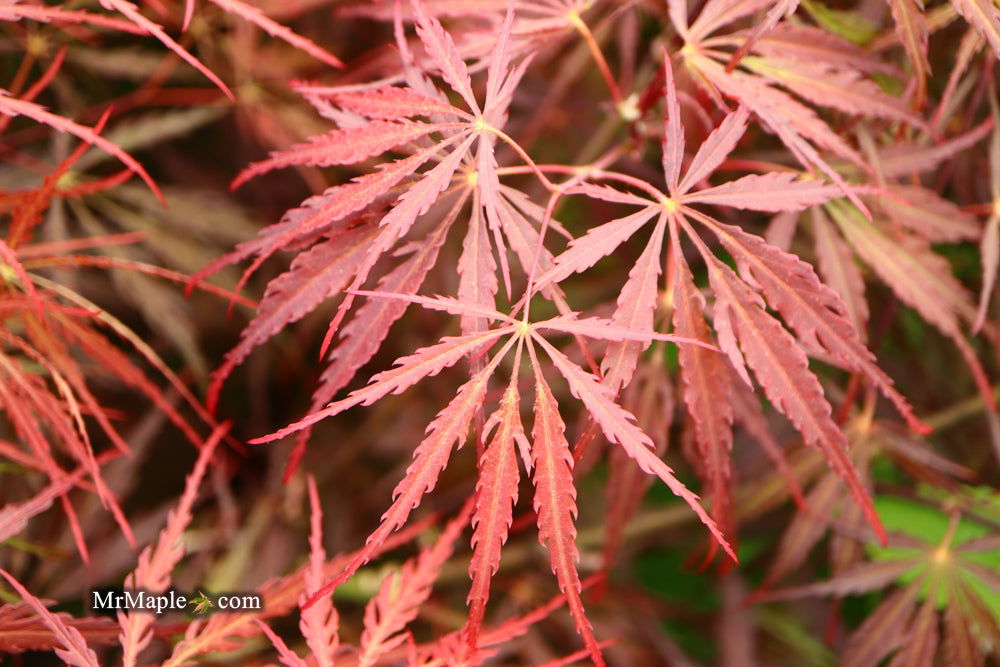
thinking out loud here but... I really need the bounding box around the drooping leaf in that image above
[527,350,605,667]
[118,425,226,667]
[0,476,73,543]
[206,0,344,68]
[695,212,927,433]
[300,477,339,667]
[812,207,869,334]
[0,91,161,201]
[673,249,735,544]
[298,338,515,609]
[534,335,735,559]
[829,201,995,410]
[887,0,931,108]
[288,216,457,479]
[207,226,377,413]
[696,244,884,542]
[950,0,1000,57]
[880,185,980,243]
[466,352,526,644]
[0,569,99,667]
[358,504,470,666]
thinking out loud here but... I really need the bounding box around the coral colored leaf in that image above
[459,200,500,333]
[887,0,930,108]
[875,119,993,179]
[535,314,711,348]
[231,121,462,189]
[700,248,885,542]
[434,584,577,664]
[465,366,525,644]
[681,172,843,212]
[534,208,659,288]
[0,4,146,33]
[687,0,775,42]
[662,55,684,195]
[829,201,995,409]
[533,335,735,560]
[412,0,480,113]
[0,603,117,654]
[677,106,750,196]
[484,0,517,115]
[0,476,73,543]
[254,619,307,667]
[724,0,800,72]
[219,142,448,305]
[301,477,338,667]
[97,0,234,99]
[741,56,925,127]
[288,220,456,478]
[207,226,377,413]
[673,250,735,543]
[349,290,512,324]
[326,86,470,121]
[751,24,898,75]
[162,522,430,666]
[601,218,666,392]
[321,133,478,355]
[359,505,469,666]
[667,0,689,34]
[498,184,571,262]
[216,139,451,305]
[300,340,514,609]
[527,353,605,667]
[951,0,1000,57]
[691,57,870,215]
[812,207,869,334]
[568,182,654,208]
[0,238,45,321]
[118,424,226,667]
[475,133,513,298]
[697,213,928,433]
[831,207,971,337]
[0,569,99,667]
[881,185,981,243]
[207,0,344,68]
[696,56,865,169]
[0,92,161,202]
[252,327,514,444]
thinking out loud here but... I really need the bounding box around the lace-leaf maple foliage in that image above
[201,0,1000,662]
[3,0,999,663]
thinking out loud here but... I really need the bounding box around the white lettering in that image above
[91,591,115,609]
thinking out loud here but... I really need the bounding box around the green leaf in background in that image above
[801,0,879,46]
[868,495,1000,615]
